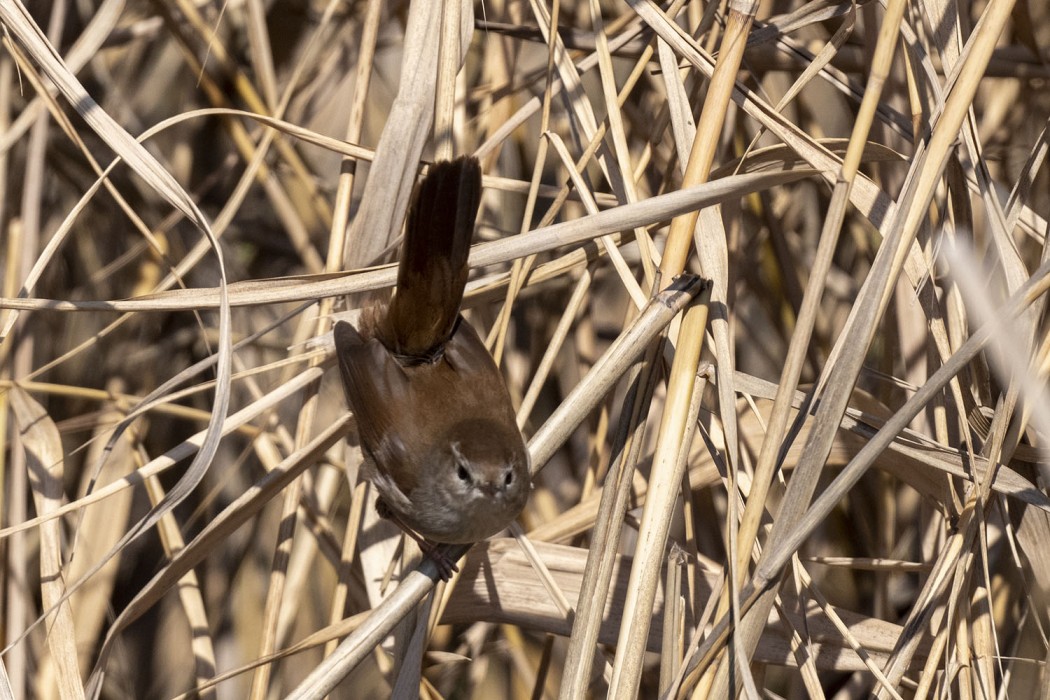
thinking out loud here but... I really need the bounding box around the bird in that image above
[334,156,530,578]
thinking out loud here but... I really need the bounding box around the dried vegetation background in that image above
[1,0,1050,697]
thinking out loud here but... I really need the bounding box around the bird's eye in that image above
[457,465,470,483]
[504,471,514,487]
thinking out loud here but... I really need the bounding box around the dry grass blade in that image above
[0,366,324,540]
[713,0,1024,692]
[712,0,910,692]
[611,0,755,695]
[8,388,82,699]
[0,169,803,314]
[0,2,234,665]
[341,2,457,270]
[559,342,662,697]
[66,386,136,675]
[84,413,353,695]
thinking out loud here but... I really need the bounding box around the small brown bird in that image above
[334,157,530,573]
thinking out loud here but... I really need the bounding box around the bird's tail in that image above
[380,156,482,360]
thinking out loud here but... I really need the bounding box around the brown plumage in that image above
[334,157,530,557]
